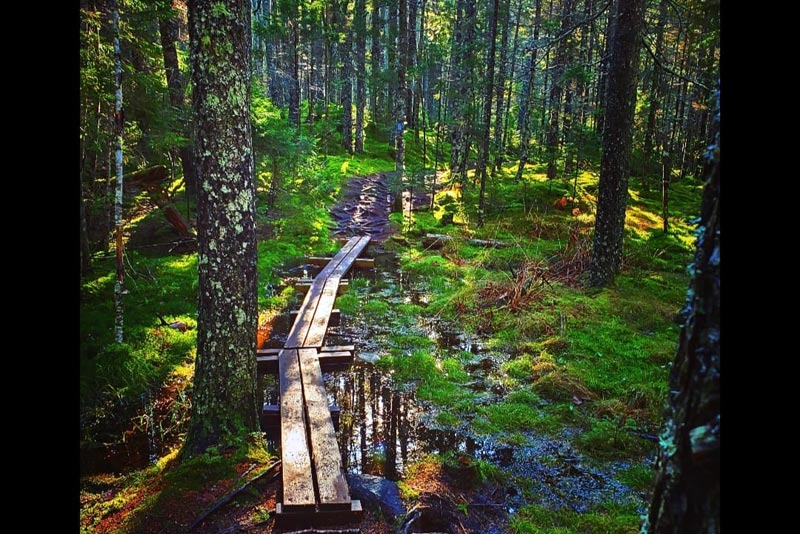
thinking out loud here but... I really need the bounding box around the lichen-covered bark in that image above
[587,0,645,287]
[113,0,125,344]
[185,0,259,456]
[644,91,719,534]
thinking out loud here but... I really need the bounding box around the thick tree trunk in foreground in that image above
[587,0,645,287]
[185,0,260,456]
[645,92,719,534]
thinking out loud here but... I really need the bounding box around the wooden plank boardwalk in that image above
[259,236,371,527]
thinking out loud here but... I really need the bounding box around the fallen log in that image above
[422,234,511,249]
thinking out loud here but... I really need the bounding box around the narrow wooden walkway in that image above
[257,236,371,527]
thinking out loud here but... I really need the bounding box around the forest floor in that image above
[80,137,701,533]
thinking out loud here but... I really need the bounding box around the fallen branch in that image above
[423,234,511,250]
[190,461,281,530]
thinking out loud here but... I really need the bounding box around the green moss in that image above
[510,503,640,534]
[616,464,656,491]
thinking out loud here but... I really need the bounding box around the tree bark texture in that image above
[645,91,719,534]
[477,0,500,226]
[113,0,125,344]
[588,0,645,287]
[354,0,367,152]
[185,0,260,455]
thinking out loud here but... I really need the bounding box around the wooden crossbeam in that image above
[258,351,354,374]
[261,403,341,430]
[307,256,375,269]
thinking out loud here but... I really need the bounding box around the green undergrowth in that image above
[376,160,701,461]
[80,435,273,534]
[80,93,404,443]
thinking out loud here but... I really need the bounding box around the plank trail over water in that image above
[272,236,370,524]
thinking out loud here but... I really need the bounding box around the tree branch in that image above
[525,1,612,53]
[642,36,711,93]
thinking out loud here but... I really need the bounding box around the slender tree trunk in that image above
[499,0,522,171]
[491,0,514,173]
[185,0,260,456]
[158,1,197,205]
[112,1,125,344]
[588,0,645,287]
[370,0,383,126]
[387,0,398,138]
[642,0,668,193]
[645,92,719,534]
[477,0,500,227]
[288,2,301,128]
[394,0,407,182]
[355,0,367,152]
[265,0,282,105]
[594,0,617,135]
[514,0,542,182]
[341,3,354,153]
[545,0,575,180]
[81,182,93,276]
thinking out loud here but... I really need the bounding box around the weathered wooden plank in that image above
[261,403,341,430]
[321,345,356,353]
[278,349,316,510]
[258,351,354,374]
[297,348,351,509]
[274,500,363,528]
[284,237,364,349]
[308,256,375,269]
[302,280,339,349]
[291,308,340,327]
[294,280,349,293]
[301,237,371,348]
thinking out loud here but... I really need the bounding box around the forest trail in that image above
[331,172,431,241]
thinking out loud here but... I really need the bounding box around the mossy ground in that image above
[80,111,699,531]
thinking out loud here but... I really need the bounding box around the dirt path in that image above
[331,172,431,241]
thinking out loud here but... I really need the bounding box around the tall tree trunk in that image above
[491,0,513,173]
[158,1,197,205]
[587,0,645,287]
[594,0,617,135]
[112,0,125,344]
[387,0,398,138]
[545,0,575,180]
[642,0,668,192]
[645,92,719,534]
[185,0,260,456]
[341,2,354,153]
[265,0,282,105]
[354,0,367,152]
[370,0,383,126]
[477,0,500,227]
[288,1,301,128]
[394,0,407,189]
[80,182,93,276]
[514,0,542,182]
